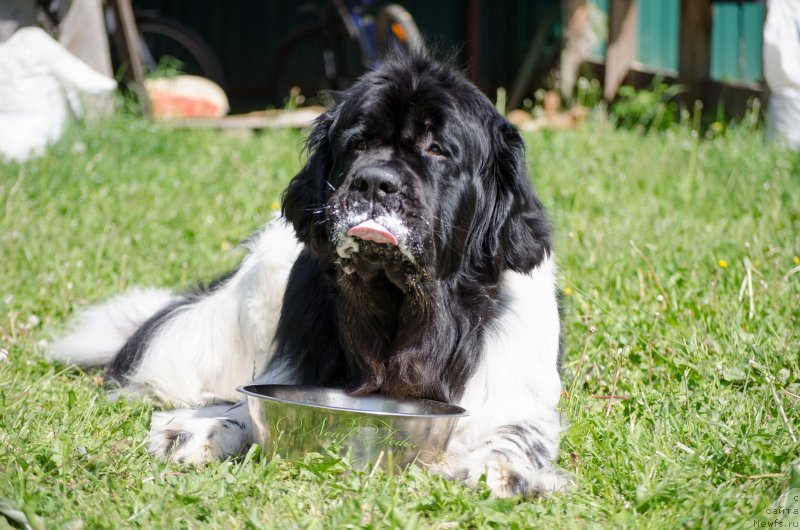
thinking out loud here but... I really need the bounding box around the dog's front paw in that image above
[482,452,569,498]
[148,406,250,464]
[447,447,569,499]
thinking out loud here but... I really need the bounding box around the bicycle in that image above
[269,0,424,103]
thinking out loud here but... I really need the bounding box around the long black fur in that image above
[272,55,551,403]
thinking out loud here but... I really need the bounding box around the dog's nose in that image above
[350,167,400,198]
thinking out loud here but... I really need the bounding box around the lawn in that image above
[1,111,799,529]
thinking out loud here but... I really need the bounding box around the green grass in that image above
[1,114,799,529]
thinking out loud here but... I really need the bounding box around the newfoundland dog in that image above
[50,55,566,498]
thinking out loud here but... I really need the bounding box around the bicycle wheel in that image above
[136,13,225,87]
[375,4,424,58]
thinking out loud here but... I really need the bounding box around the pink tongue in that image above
[347,220,398,246]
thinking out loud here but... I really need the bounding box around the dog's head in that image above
[282,56,550,289]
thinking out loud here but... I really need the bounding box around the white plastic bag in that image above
[0,27,117,162]
[763,0,800,148]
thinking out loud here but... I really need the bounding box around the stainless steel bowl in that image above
[239,384,468,472]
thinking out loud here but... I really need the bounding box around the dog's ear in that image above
[480,117,551,274]
[281,112,334,252]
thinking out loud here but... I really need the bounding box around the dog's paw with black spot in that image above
[148,408,249,464]
[445,444,570,499]
[481,451,569,499]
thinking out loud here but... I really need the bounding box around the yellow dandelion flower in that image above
[718,260,728,268]
[270,201,280,211]
[795,256,800,265]
[564,287,573,296]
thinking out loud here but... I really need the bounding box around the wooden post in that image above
[560,0,588,99]
[110,0,149,115]
[604,0,638,101]
[678,0,712,105]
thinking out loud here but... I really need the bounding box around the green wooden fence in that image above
[594,0,763,82]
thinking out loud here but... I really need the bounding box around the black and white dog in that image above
[50,55,566,498]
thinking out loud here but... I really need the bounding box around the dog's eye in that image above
[354,141,368,152]
[426,142,446,157]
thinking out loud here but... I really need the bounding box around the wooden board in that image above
[678,0,712,104]
[604,0,638,101]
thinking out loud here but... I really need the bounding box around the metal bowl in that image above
[239,384,468,472]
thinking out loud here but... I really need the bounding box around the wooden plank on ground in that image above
[164,107,324,130]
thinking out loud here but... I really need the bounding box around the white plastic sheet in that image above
[0,27,116,161]
[764,0,800,149]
